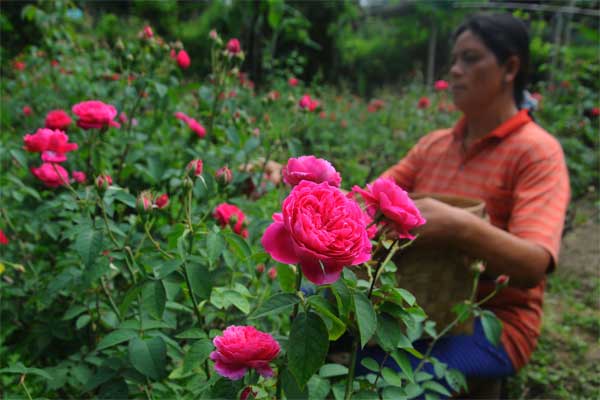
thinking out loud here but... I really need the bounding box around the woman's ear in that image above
[504,55,521,83]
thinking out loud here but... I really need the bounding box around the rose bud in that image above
[215,166,233,186]
[471,262,486,274]
[256,264,265,274]
[155,193,169,209]
[137,191,153,211]
[96,174,113,190]
[495,274,510,287]
[187,159,204,177]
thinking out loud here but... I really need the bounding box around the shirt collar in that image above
[451,109,532,141]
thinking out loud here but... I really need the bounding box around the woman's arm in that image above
[412,197,551,289]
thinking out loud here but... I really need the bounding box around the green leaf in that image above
[0,363,53,380]
[288,312,329,389]
[10,149,28,168]
[223,231,251,259]
[187,262,211,300]
[206,230,226,264]
[249,293,300,319]
[183,339,213,372]
[142,280,166,319]
[96,330,138,351]
[318,363,348,378]
[375,313,402,352]
[113,190,137,208]
[422,380,452,396]
[360,357,379,372]
[404,382,424,399]
[282,367,309,400]
[391,350,414,383]
[153,259,183,279]
[307,296,346,340]
[353,292,377,348]
[308,375,331,400]
[331,279,352,320]
[223,290,250,314]
[444,368,467,392]
[128,336,167,380]
[74,228,104,268]
[76,314,91,330]
[382,386,407,400]
[382,367,403,387]
[276,263,296,293]
[62,305,87,320]
[394,288,416,306]
[154,81,167,98]
[175,328,207,339]
[99,377,129,399]
[481,310,503,346]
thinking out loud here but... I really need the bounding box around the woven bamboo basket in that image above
[392,193,487,335]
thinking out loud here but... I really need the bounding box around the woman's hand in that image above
[411,197,466,246]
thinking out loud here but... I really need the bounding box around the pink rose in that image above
[72,100,120,129]
[187,159,203,176]
[298,94,319,112]
[72,171,86,183]
[434,80,449,91]
[143,26,153,38]
[23,106,32,117]
[215,166,233,186]
[288,77,298,87]
[214,203,248,238]
[282,155,341,187]
[267,267,277,281]
[417,97,431,109]
[31,163,69,188]
[45,109,72,130]
[352,177,426,239]
[495,274,510,286]
[155,193,169,209]
[209,29,218,40]
[14,61,25,71]
[0,229,8,245]
[23,128,78,163]
[176,50,190,69]
[96,174,113,190]
[210,325,280,381]
[262,181,372,285]
[137,191,153,211]
[226,38,241,55]
[367,99,385,113]
[174,112,205,138]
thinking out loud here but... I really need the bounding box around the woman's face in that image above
[449,30,513,113]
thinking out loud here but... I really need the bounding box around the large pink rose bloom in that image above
[262,181,371,285]
[72,100,120,129]
[31,163,69,188]
[353,177,426,239]
[210,325,280,381]
[45,109,72,130]
[23,128,78,163]
[282,155,341,187]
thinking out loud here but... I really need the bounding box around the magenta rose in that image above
[298,94,319,111]
[210,325,280,381]
[72,100,120,129]
[282,155,341,187]
[353,177,426,239]
[45,109,72,130]
[31,163,69,188]
[262,180,371,285]
[176,50,190,69]
[72,171,86,183]
[24,128,78,163]
[434,80,449,91]
[226,38,241,55]
[214,203,248,238]
[174,111,205,138]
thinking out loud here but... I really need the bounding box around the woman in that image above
[363,13,570,392]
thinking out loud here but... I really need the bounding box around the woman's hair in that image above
[454,13,530,107]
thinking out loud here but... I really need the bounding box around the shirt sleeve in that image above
[379,141,425,192]
[508,149,571,270]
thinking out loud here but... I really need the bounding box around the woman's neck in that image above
[463,98,519,142]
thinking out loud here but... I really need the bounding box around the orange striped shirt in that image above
[381,110,570,371]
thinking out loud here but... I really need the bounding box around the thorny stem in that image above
[101,276,122,322]
[144,221,174,259]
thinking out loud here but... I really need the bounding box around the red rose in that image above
[288,77,298,87]
[22,106,32,117]
[143,26,153,38]
[417,97,431,109]
[155,193,169,209]
[72,171,86,183]
[434,80,449,91]
[96,174,113,190]
[0,229,9,245]
[45,109,72,130]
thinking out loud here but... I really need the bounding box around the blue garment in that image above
[356,318,514,393]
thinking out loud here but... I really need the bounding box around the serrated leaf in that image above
[62,305,87,320]
[288,312,329,389]
[382,367,403,387]
[375,313,403,352]
[307,296,346,340]
[153,259,183,279]
[74,228,104,268]
[128,336,167,380]
[282,367,309,400]
[142,280,166,319]
[223,231,251,259]
[481,310,502,346]
[250,293,300,319]
[175,328,207,339]
[422,380,452,396]
[331,279,352,320]
[318,363,348,378]
[444,368,467,392]
[183,339,213,372]
[391,350,414,383]
[353,292,377,348]
[394,288,416,306]
[97,330,138,351]
[206,230,226,264]
[113,190,137,208]
[187,262,211,300]
[360,357,379,372]
[76,314,91,330]
[223,290,250,314]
